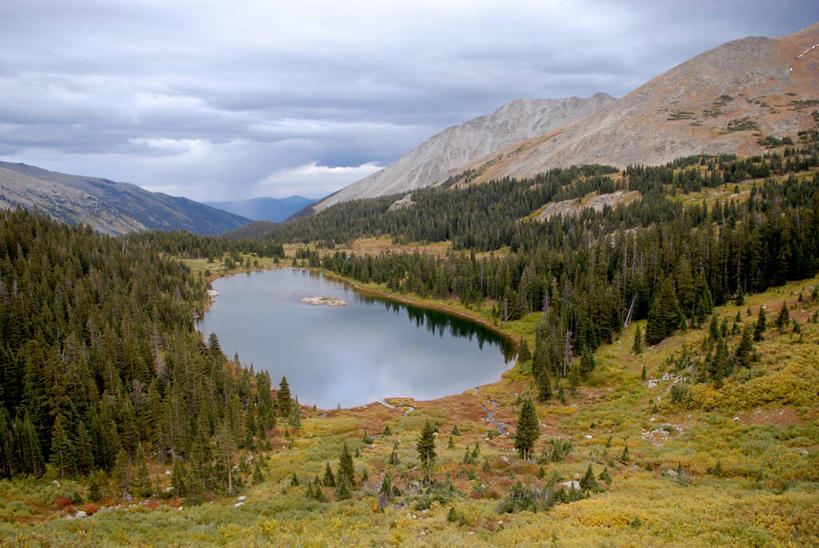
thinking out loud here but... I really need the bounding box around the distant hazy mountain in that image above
[313,93,616,211]
[0,161,251,235]
[205,196,315,223]
[444,23,819,184]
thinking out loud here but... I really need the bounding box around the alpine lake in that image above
[197,268,516,409]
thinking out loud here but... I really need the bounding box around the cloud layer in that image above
[0,0,815,200]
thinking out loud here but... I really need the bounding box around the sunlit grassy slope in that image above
[1,273,817,547]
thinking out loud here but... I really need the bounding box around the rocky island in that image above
[301,296,347,306]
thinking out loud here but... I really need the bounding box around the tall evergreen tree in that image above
[49,413,74,478]
[514,399,539,461]
[277,376,292,417]
[323,462,336,487]
[632,325,643,355]
[416,421,437,481]
[734,324,754,367]
[646,278,682,345]
[753,307,767,341]
[337,441,355,488]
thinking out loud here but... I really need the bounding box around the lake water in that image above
[196,268,515,408]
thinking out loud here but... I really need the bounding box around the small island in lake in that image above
[301,296,347,306]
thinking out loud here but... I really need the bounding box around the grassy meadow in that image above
[1,259,817,546]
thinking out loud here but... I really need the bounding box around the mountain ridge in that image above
[0,161,251,235]
[442,23,819,184]
[314,93,616,211]
[317,23,818,208]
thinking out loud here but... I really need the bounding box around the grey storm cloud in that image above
[0,0,815,200]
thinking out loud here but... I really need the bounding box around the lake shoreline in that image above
[312,267,521,350]
[197,264,522,411]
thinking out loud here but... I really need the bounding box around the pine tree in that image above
[215,418,237,495]
[323,462,336,486]
[580,464,600,491]
[645,277,682,345]
[632,325,643,354]
[514,399,539,461]
[334,475,351,500]
[75,422,94,476]
[49,413,75,478]
[134,445,151,497]
[579,349,596,378]
[87,470,102,502]
[416,421,437,482]
[112,450,132,500]
[536,367,552,401]
[171,457,188,496]
[734,324,754,367]
[337,442,355,488]
[753,307,767,341]
[253,461,264,484]
[775,301,790,332]
[277,376,292,417]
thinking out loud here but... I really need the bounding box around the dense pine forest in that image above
[262,132,819,400]
[0,210,286,497]
[0,134,817,545]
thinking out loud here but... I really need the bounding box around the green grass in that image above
[2,275,818,547]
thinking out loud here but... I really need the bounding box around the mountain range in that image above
[314,93,616,211]
[0,161,251,235]
[314,23,819,211]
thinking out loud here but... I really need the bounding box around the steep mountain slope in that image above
[314,93,615,211]
[447,23,819,184]
[206,196,315,223]
[0,161,251,235]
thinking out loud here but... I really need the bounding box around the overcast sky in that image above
[0,1,815,201]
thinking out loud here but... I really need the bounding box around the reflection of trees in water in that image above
[357,294,515,362]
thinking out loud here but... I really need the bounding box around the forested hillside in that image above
[0,210,286,495]
[296,142,819,400]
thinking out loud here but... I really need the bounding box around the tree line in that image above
[0,209,293,498]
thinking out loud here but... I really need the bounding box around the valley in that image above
[0,16,818,548]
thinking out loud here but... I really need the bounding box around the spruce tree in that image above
[536,367,552,401]
[134,445,151,497]
[580,464,600,491]
[323,462,336,487]
[416,421,436,481]
[334,475,351,500]
[632,325,643,354]
[579,349,596,378]
[775,301,790,332]
[734,324,754,367]
[277,376,292,417]
[753,307,767,341]
[49,413,75,478]
[215,418,237,495]
[645,278,682,345]
[337,442,355,488]
[87,470,102,502]
[514,399,539,461]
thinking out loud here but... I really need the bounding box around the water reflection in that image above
[197,268,514,408]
